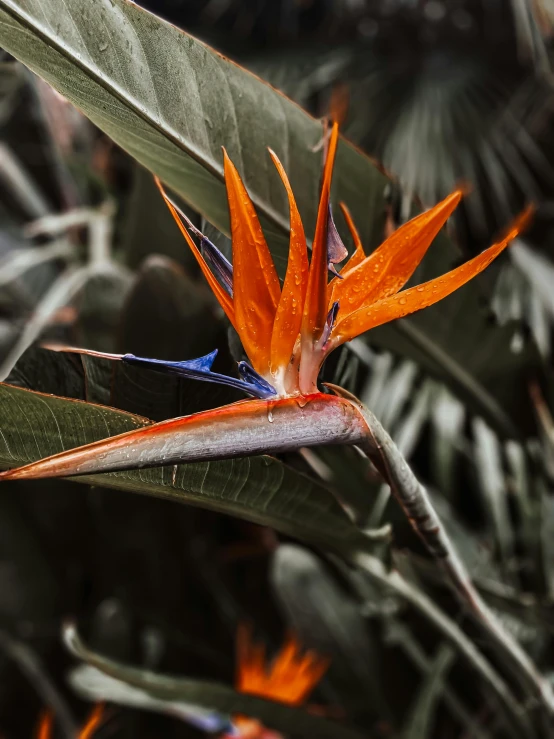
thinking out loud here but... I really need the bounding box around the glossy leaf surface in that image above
[0,383,366,554]
[0,0,387,274]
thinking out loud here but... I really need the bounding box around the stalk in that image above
[328,385,554,731]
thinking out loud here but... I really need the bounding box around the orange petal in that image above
[79,704,105,739]
[35,710,53,739]
[302,122,340,343]
[332,190,463,319]
[268,149,309,374]
[237,626,328,707]
[155,178,237,330]
[332,206,534,347]
[338,202,365,272]
[223,151,281,374]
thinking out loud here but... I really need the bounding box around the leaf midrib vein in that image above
[0,0,291,236]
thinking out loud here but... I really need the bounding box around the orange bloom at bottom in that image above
[227,625,329,739]
[236,625,329,706]
[34,631,326,739]
[35,704,105,739]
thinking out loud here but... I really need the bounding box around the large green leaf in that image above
[0,382,366,554]
[0,0,386,274]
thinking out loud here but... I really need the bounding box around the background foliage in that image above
[0,1,554,737]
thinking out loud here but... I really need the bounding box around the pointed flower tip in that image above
[34,703,105,739]
[450,188,465,205]
[79,704,106,739]
[156,172,236,327]
[453,181,471,198]
[303,121,340,339]
[40,344,124,361]
[157,187,234,298]
[510,203,535,236]
[222,148,235,178]
[35,709,53,739]
[429,188,464,217]
[237,625,329,707]
[153,175,166,197]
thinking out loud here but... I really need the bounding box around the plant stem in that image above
[385,619,490,739]
[0,630,77,738]
[329,386,554,731]
[353,552,531,739]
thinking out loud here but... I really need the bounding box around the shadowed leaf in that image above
[271,544,392,725]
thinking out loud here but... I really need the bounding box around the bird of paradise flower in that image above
[0,123,531,481]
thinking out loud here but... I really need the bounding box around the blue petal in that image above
[327,204,348,279]
[200,236,234,297]
[321,300,339,346]
[238,362,278,398]
[122,351,277,399]
[166,195,234,296]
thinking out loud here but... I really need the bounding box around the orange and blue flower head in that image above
[150,123,530,398]
[71,124,531,400]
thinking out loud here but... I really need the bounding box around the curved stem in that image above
[352,552,531,739]
[0,630,77,738]
[327,385,554,732]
